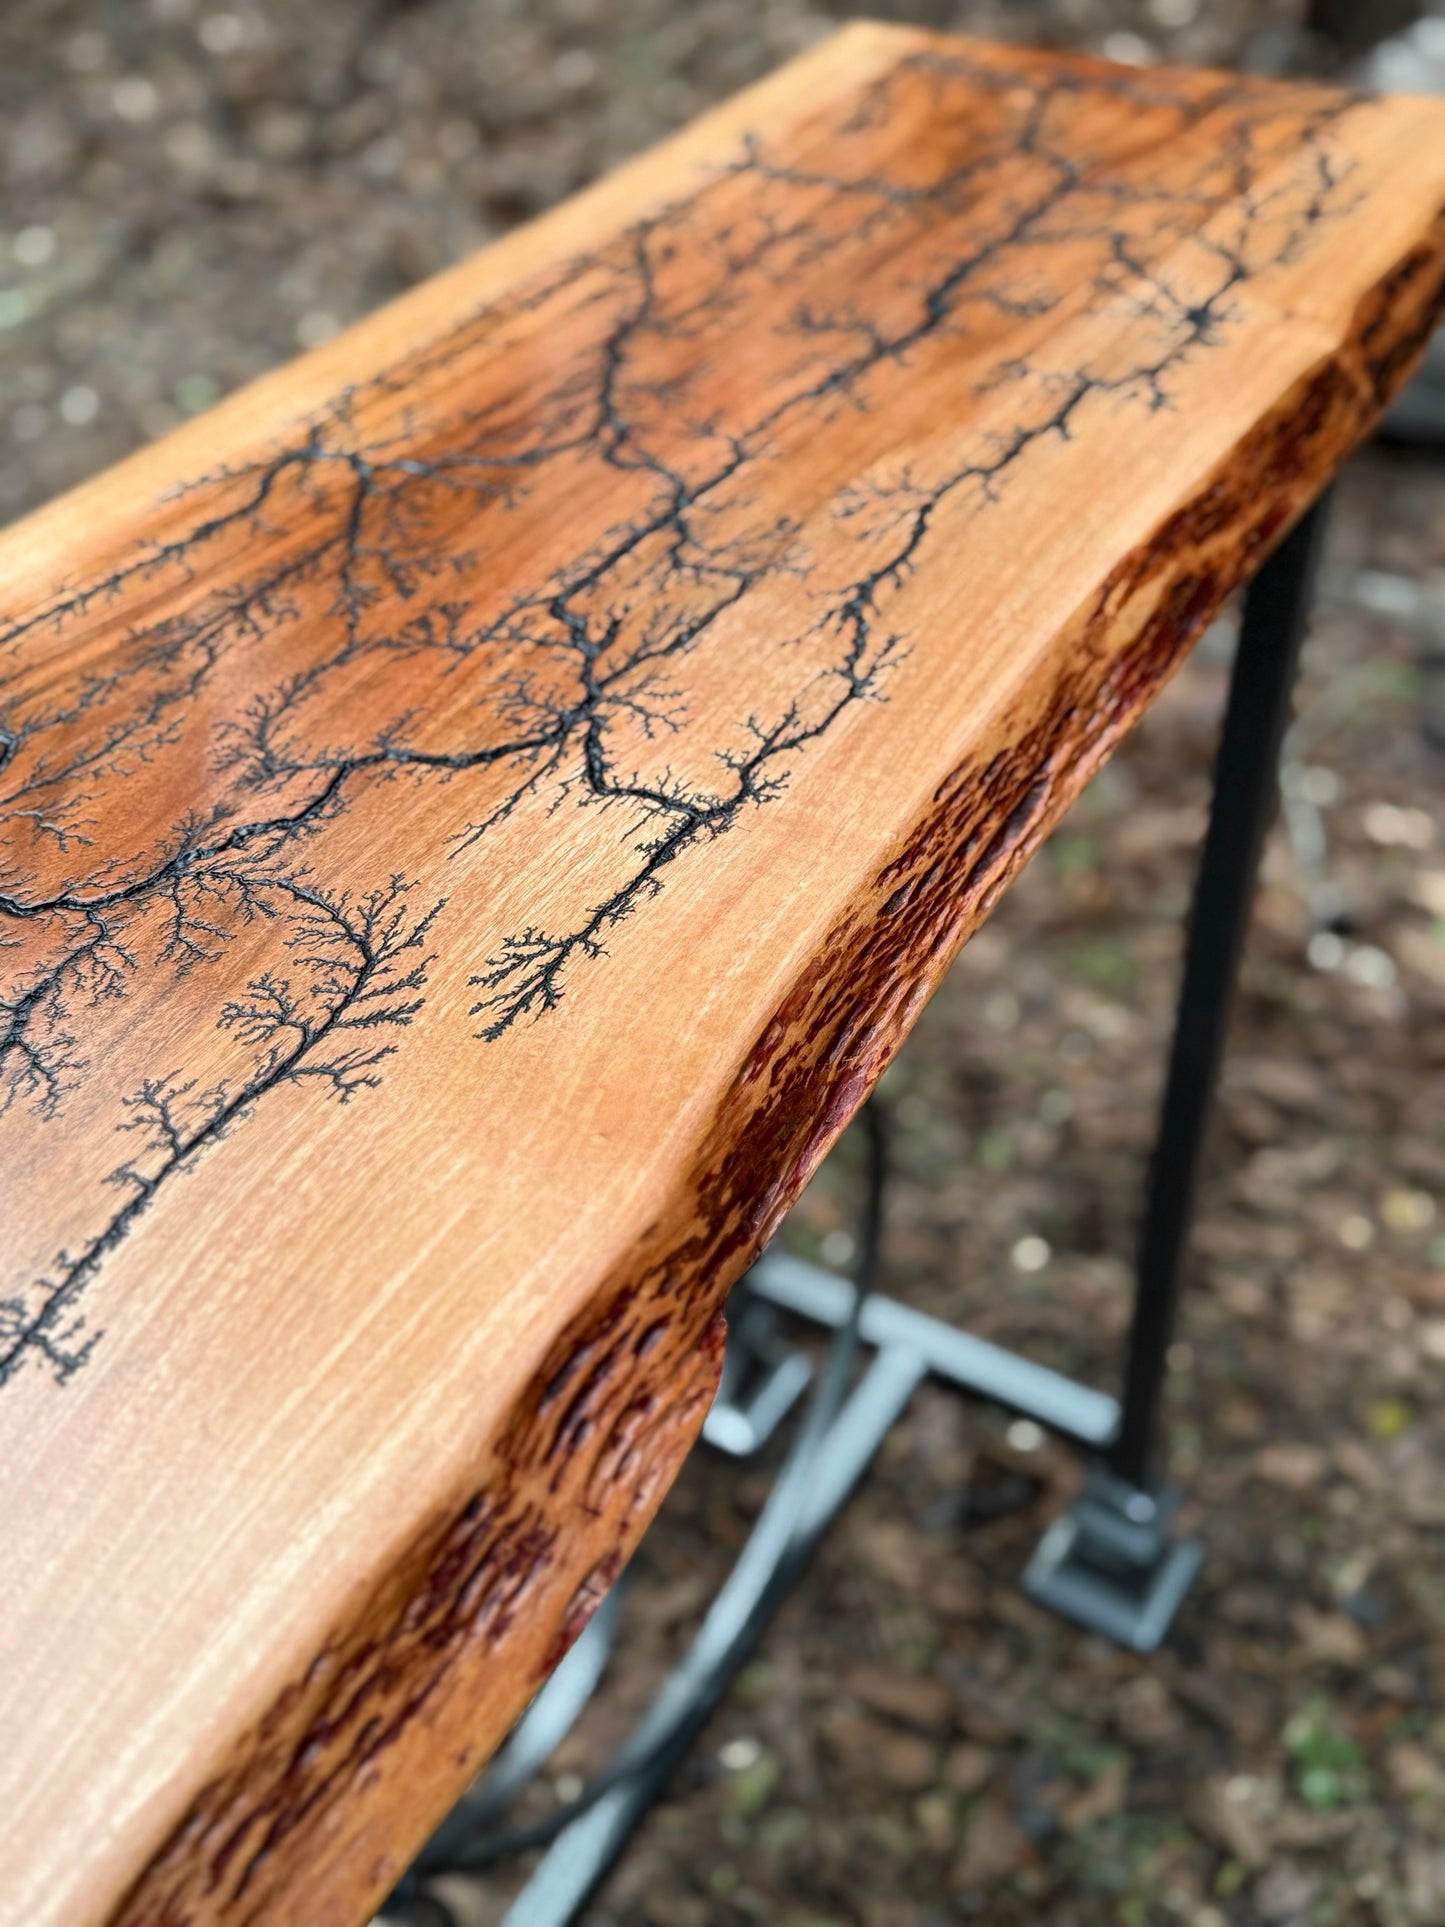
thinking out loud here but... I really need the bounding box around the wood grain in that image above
[3,24,1444,1923]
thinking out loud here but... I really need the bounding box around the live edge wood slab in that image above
[3,24,1444,1924]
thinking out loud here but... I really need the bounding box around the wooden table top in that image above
[3,23,1444,1924]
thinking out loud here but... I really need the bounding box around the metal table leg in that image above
[1022,493,1332,1648]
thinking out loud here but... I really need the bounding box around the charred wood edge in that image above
[109,236,1445,1926]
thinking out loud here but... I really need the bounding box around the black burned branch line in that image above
[0,877,442,1385]
[0,55,1362,1384]
[469,643,901,1037]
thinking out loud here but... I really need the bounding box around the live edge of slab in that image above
[2,22,1444,1925]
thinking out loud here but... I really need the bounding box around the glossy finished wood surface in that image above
[4,24,1445,1923]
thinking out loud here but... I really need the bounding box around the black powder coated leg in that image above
[1023,492,1332,1650]
[1120,495,1332,1489]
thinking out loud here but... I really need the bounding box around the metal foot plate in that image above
[1021,1469,1203,1652]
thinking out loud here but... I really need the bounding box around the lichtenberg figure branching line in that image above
[0,50,1357,1384]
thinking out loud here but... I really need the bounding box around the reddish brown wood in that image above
[2,25,1444,1925]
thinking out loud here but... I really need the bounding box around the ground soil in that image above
[5,6,1444,1925]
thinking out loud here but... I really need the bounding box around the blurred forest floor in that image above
[3,4,1445,1925]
